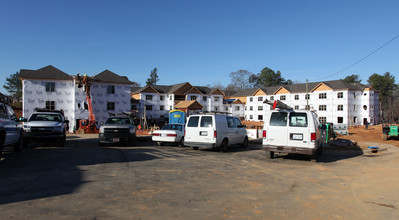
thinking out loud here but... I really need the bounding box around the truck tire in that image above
[311,153,319,162]
[265,151,274,159]
[58,135,66,147]
[179,137,185,147]
[13,135,24,152]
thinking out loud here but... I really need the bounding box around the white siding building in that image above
[233,80,379,126]
[131,83,243,120]
[20,65,133,132]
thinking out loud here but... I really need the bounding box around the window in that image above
[305,105,310,110]
[235,118,242,127]
[364,93,367,96]
[337,117,343,123]
[226,117,236,128]
[294,105,299,110]
[225,106,229,111]
[295,95,299,100]
[319,93,327,99]
[319,117,327,123]
[354,105,356,111]
[289,112,308,127]
[235,106,240,111]
[107,85,115,94]
[305,94,310,100]
[337,92,343,98]
[45,101,55,110]
[169,95,173,100]
[270,112,287,126]
[107,102,115,110]
[214,96,220,102]
[190,96,197,101]
[145,95,153,101]
[45,82,55,92]
[319,105,327,111]
[270,96,274,101]
[214,106,219,111]
[280,95,286,100]
[249,115,253,120]
[371,105,374,110]
[249,106,253,111]
[160,105,165,111]
[203,96,207,101]
[363,105,367,110]
[337,105,343,111]
[258,106,263,111]
[145,105,152,111]
[169,105,172,110]
[258,96,263,102]
[249,97,253,102]
[201,116,213,127]
[258,115,263,120]
[187,116,199,127]
[160,95,165,101]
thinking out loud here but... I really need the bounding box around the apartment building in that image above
[232,80,379,126]
[20,65,133,132]
[131,82,246,120]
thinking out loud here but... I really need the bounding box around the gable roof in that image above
[230,88,258,97]
[174,100,203,110]
[93,70,133,84]
[20,65,73,80]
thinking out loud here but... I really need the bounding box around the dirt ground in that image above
[1,126,399,219]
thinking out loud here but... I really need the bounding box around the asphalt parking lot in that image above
[1,134,399,219]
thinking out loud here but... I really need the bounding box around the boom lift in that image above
[76,73,98,133]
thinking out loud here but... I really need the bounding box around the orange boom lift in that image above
[76,74,99,133]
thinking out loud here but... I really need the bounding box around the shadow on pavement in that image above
[0,137,166,205]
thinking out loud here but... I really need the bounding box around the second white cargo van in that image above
[184,113,248,152]
[262,109,322,161]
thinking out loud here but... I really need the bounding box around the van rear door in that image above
[185,115,214,144]
[266,112,288,146]
[287,112,310,148]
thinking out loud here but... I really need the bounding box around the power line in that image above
[311,34,399,81]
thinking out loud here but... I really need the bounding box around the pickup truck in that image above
[21,109,69,147]
[0,94,24,159]
[99,114,136,146]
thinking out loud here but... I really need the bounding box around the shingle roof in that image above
[230,88,258,97]
[93,70,133,84]
[20,65,72,80]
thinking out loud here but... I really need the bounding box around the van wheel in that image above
[220,139,228,152]
[179,138,185,147]
[157,142,164,146]
[241,136,248,148]
[311,153,319,162]
[265,151,274,159]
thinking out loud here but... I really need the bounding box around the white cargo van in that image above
[262,109,322,161]
[184,113,248,152]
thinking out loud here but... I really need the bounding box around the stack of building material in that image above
[334,124,348,135]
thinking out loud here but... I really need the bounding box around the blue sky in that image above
[1,0,398,94]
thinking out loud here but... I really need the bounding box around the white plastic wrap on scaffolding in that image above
[22,79,75,131]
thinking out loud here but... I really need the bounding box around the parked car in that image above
[152,123,185,146]
[184,112,248,152]
[22,109,69,147]
[262,109,322,161]
[0,94,24,158]
[99,115,136,146]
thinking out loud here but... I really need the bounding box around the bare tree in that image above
[229,70,253,91]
